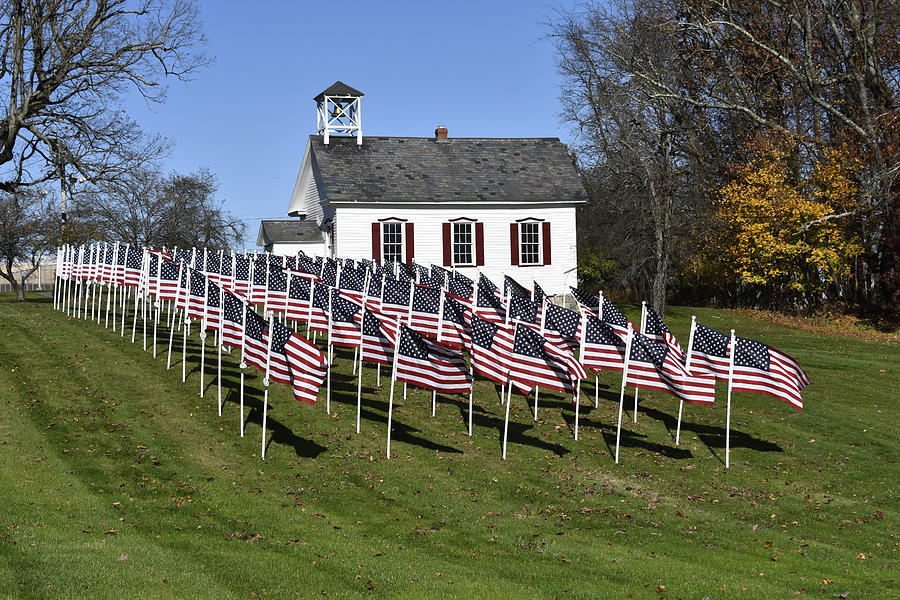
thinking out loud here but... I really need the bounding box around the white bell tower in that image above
[315,81,363,146]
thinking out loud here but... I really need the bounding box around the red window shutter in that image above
[542,222,551,265]
[475,222,485,266]
[405,222,415,264]
[371,222,381,263]
[442,223,452,266]
[509,223,519,266]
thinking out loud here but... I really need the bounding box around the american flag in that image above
[250,255,269,303]
[341,258,355,270]
[147,253,160,296]
[581,314,627,373]
[395,325,471,395]
[689,324,731,380]
[438,293,471,350]
[470,316,526,391]
[242,309,270,373]
[296,254,318,275]
[203,280,223,328]
[475,275,506,324]
[308,281,331,332]
[570,287,600,316]
[409,284,441,337]
[365,271,384,311]
[731,337,809,410]
[156,259,181,301]
[112,244,128,286]
[509,323,585,395]
[602,297,633,337]
[448,271,474,301]
[503,275,531,300]
[543,303,581,352]
[181,269,209,321]
[360,307,398,366]
[220,289,246,349]
[286,271,313,321]
[414,263,430,284]
[99,244,114,282]
[204,251,221,277]
[284,255,297,271]
[217,252,234,289]
[396,261,415,284]
[265,263,288,313]
[381,278,411,321]
[509,293,538,324]
[533,281,547,321]
[643,307,685,361]
[329,289,362,348]
[232,255,252,297]
[338,263,367,302]
[122,246,144,287]
[626,330,716,405]
[358,258,373,271]
[268,320,327,405]
[430,265,449,289]
[321,257,338,287]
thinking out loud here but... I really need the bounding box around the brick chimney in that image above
[434,125,449,141]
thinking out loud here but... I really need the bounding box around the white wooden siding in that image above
[333,204,578,295]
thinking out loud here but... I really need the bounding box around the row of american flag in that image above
[53,243,810,463]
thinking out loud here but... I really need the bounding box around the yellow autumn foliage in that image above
[713,138,862,293]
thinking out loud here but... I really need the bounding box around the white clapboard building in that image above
[278,81,586,294]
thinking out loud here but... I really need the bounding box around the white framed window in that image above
[382,221,403,263]
[453,222,473,266]
[519,221,541,265]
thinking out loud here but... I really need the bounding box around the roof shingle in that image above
[308,135,586,204]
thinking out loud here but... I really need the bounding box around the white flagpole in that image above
[90,245,98,322]
[325,287,333,415]
[676,316,697,445]
[596,290,605,408]
[118,244,129,336]
[239,302,248,437]
[141,250,150,349]
[615,324,634,464]
[402,280,414,402]
[502,378,513,459]
[726,329,736,469]
[166,262,183,370]
[106,242,117,328]
[633,301,647,423]
[355,272,370,434]
[182,268,191,383]
[575,306,587,440]
[217,283,224,416]
[574,379,581,441]
[199,267,210,398]
[385,325,403,459]
[534,296,548,421]
[261,314,275,460]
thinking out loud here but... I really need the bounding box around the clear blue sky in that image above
[125,0,582,248]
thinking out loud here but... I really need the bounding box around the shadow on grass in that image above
[231,388,328,459]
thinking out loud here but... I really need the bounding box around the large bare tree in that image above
[0,0,208,198]
[86,167,246,251]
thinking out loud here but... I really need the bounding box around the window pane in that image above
[383,222,403,262]
[453,222,473,265]
[520,222,540,264]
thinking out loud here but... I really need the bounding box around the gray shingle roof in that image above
[256,219,322,246]
[308,135,586,204]
[314,81,364,102]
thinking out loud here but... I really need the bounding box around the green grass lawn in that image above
[0,292,896,599]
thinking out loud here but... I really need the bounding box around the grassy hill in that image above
[0,292,896,599]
